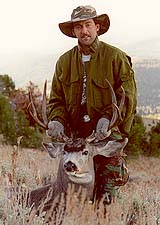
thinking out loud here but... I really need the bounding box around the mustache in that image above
[81,34,91,38]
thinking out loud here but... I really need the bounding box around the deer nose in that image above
[64,161,77,172]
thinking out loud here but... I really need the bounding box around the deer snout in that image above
[64,161,78,172]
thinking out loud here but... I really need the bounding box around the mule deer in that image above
[28,79,128,211]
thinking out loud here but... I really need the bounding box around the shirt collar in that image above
[78,36,100,56]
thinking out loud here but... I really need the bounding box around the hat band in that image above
[72,15,96,22]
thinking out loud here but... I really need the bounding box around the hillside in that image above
[134,58,160,117]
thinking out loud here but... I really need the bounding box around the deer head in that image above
[41,137,128,185]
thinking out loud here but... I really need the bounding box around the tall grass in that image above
[0,144,160,225]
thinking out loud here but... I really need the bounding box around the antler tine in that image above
[118,86,125,116]
[86,79,125,143]
[113,86,125,122]
[105,79,119,129]
[42,80,48,127]
[105,79,125,129]
[28,85,47,129]
[85,130,96,143]
[111,85,125,123]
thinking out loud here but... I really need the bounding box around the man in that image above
[47,5,137,204]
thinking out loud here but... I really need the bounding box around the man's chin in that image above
[81,40,92,46]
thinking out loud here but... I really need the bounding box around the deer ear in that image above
[42,142,65,158]
[95,137,128,157]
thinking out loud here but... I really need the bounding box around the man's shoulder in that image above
[58,46,77,61]
[100,41,125,54]
[99,41,132,63]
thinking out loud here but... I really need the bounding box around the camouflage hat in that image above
[59,5,110,38]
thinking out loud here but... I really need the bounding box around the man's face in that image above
[72,19,100,46]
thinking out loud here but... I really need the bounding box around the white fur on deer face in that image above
[62,145,94,184]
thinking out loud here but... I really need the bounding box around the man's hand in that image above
[96,118,110,140]
[46,121,66,140]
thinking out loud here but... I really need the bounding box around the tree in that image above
[0,94,16,144]
[147,122,160,157]
[0,74,15,96]
[125,114,147,157]
[9,81,43,127]
[0,78,43,148]
[15,110,42,148]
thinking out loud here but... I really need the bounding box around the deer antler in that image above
[28,81,72,143]
[105,79,125,130]
[86,78,125,143]
[41,81,48,127]
[28,80,48,129]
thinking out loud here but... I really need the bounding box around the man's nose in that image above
[81,25,88,33]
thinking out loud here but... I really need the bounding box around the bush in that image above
[147,122,160,157]
[125,114,147,157]
[0,94,42,148]
[0,75,43,148]
[0,94,16,145]
[15,110,42,148]
[0,74,15,96]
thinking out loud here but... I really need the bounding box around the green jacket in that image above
[49,39,137,137]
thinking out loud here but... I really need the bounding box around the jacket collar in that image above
[78,36,100,56]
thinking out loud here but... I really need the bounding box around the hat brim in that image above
[59,14,110,38]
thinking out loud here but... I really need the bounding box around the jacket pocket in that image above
[59,74,80,106]
[91,77,112,110]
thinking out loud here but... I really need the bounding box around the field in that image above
[0,144,160,225]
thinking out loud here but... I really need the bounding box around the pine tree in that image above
[15,110,42,148]
[0,74,15,96]
[147,122,160,157]
[125,114,147,157]
[0,94,16,144]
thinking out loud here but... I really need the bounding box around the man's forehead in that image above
[73,18,95,26]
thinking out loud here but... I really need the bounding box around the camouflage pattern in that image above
[71,5,97,22]
[58,5,110,37]
[93,155,129,200]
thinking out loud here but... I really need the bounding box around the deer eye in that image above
[82,150,88,156]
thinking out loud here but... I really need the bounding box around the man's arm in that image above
[48,59,69,127]
[114,52,137,136]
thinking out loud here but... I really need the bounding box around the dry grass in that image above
[0,143,160,225]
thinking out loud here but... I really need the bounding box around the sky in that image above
[0,0,160,56]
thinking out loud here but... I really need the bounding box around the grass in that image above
[0,143,160,225]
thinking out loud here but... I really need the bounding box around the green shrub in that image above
[0,94,16,145]
[147,122,160,157]
[0,74,15,96]
[0,94,42,148]
[15,110,42,148]
[125,114,147,157]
